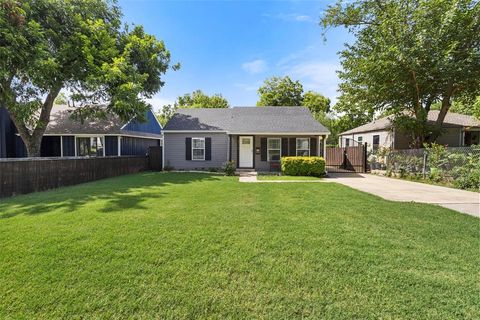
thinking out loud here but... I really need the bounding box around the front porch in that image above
[229,134,327,171]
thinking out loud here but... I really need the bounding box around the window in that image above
[76,137,104,157]
[192,138,205,160]
[357,136,363,143]
[345,138,350,147]
[296,138,310,156]
[373,135,380,150]
[267,138,281,162]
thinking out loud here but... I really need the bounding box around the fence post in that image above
[422,150,427,179]
[363,142,368,173]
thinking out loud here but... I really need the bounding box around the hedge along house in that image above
[163,107,330,171]
[338,111,480,151]
[0,105,162,158]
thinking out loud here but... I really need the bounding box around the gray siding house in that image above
[338,111,480,151]
[163,107,330,171]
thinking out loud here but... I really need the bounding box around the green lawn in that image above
[257,174,321,181]
[0,172,478,319]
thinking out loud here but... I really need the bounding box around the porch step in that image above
[236,169,257,176]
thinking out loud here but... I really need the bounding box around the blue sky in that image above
[118,0,352,110]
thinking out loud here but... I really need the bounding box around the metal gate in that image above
[148,146,163,171]
[326,145,367,173]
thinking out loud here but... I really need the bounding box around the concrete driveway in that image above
[326,173,480,217]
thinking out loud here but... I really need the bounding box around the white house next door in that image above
[239,136,253,168]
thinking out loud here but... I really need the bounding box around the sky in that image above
[118,0,353,110]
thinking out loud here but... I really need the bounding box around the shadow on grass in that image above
[0,172,222,219]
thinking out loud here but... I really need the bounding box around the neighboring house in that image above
[163,107,330,171]
[0,105,162,158]
[338,111,480,151]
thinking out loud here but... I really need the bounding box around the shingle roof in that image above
[45,105,162,138]
[340,110,480,135]
[164,107,330,134]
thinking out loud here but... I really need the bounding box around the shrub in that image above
[281,157,325,177]
[223,161,236,176]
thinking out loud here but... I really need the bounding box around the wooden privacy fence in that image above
[0,156,148,198]
[148,146,163,171]
[326,145,367,173]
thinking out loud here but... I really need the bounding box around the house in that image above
[338,111,480,151]
[0,105,162,158]
[163,107,330,171]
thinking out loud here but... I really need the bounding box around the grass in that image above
[0,172,478,319]
[257,174,321,181]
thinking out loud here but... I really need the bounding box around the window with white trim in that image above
[296,138,310,156]
[76,136,104,157]
[267,138,281,162]
[192,138,205,160]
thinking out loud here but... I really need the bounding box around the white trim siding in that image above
[60,136,63,157]
[117,136,121,156]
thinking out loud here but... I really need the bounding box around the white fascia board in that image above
[39,133,162,140]
[228,132,330,136]
[162,130,228,133]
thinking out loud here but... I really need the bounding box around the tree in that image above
[302,91,331,114]
[156,104,177,127]
[431,96,480,119]
[321,0,480,145]
[256,76,304,106]
[176,90,229,108]
[156,90,229,126]
[0,0,177,156]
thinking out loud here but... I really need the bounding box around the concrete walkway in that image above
[327,173,480,217]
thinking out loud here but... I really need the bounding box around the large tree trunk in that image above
[5,86,61,157]
[428,83,455,143]
[24,135,43,157]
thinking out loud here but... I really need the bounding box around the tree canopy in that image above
[256,76,304,107]
[302,91,331,114]
[176,90,229,109]
[156,90,229,126]
[321,0,480,146]
[0,0,177,156]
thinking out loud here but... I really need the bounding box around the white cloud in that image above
[288,61,341,105]
[146,96,176,112]
[234,81,263,92]
[241,59,267,74]
[263,13,316,23]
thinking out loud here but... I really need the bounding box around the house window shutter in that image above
[185,137,192,160]
[260,137,267,161]
[310,137,317,156]
[205,137,212,160]
[289,138,296,156]
[281,138,288,157]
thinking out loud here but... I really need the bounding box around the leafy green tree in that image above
[0,0,177,156]
[256,76,304,106]
[302,91,331,114]
[321,0,480,144]
[54,93,68,105]
[176,90,229,108]
[431,96,480,119]
[156,90,229,126]
[156,104,177,127]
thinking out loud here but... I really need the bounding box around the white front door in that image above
[239,136,253,168]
